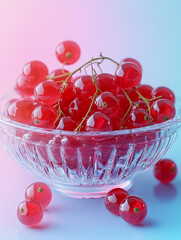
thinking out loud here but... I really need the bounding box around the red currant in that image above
[56,116,77,131]
[137,85,153,99]
[50,69,72,85]
[154,159,177,183]
[60,82,76,115]
[126,108,151,129]
[69,98,91,121]
[73,75,96,101]
[96,73,120,96]
[56,40,80,65]
[119,196,147,225]
[15,75,34,96]
[17,200,44,227]
[120,58,142,72]
[94,92,120,118]
[86,112,113,132]
[34,81,60,106]
[25,182,52,208]
[7,100,35,125]
[32,105,58,129]
[22,61,48,87]
[114,62,142,89]
[151,99,176,123]
[152,86,175,104]
[104,188,129,215]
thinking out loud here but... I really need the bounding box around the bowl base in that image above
[52,180,132,199]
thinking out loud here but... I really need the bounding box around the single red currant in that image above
[86,112,113,132]
[126,108,151,129]
[17,200,44,227]
[73,75,96,101]
[94,92,120,118]
[114,62,142,89]
[152,86,175,104]
[32,105,58,129]
[69,98,91,121]
[104,188,129,215]
[119,196,147,225]
[96,73,120,96]
[7,100,35,125]
[56,40,81,65]
[120,58,142,72]
[154,159,177,183]
[56,116,77,131]
[60,82,76,115]
[137,85,153,99]
[34,81,61,106]
[15,75,34,96]
[25,182,52,208]
[22,61,48,87]
[150,99,176,123]
[50,69,72,85]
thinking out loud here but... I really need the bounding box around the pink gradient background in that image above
[0,0,181,239]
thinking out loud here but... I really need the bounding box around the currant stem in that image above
[134,88,152,119]
[119,89,134,129]
[74,61,99,131]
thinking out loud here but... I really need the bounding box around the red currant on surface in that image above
[34,81,61,106]
[56,40,81,65]
[94,92,120,118]
[73,75,96,101]
[154,159,177,183]
[69,98,91,121]
[86,112,113,132]
[126,108,151,129]
[119,196,147,225]
[22,61,48,87]
[7,100,35,125]
[114,62,142,89]
[15,75,34,97]
[50,69,72,85]
[25,182,52,208]
[120,58,142,72]
[104,188,129,215]
[32,105,58,129]
[17,200,44,227]
[56,116,77,131]
[152,86,175,104]
[151,99,176,123]
[96,73,120,96]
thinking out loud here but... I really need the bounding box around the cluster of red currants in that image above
[17,182,52,227]
[6,40,176,132]
[104,158,177,225]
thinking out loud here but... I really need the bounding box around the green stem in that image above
[120,89,134,129]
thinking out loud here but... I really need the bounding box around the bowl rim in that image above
[0,92,181,137]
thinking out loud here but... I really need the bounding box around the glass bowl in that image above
[0,92,181,198]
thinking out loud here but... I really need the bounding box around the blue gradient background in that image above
[0,0,181,239]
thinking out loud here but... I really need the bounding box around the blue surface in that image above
[0,0,181,239]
